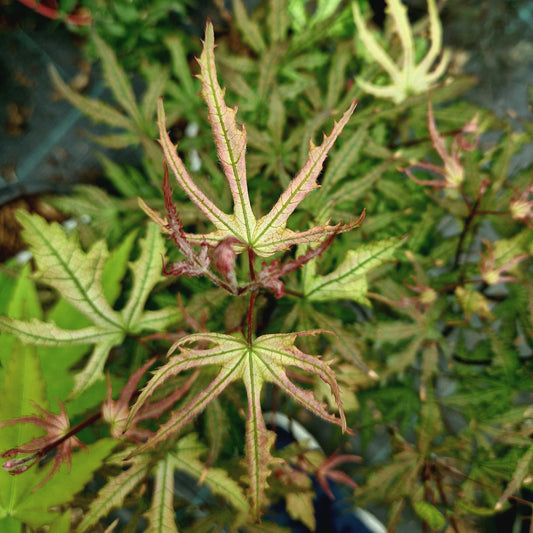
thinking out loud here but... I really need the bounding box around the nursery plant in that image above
[1,1,533,532]
[0,19,395,532]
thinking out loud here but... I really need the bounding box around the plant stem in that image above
[246,291,257,345]
[245,247,257,344]
[453,183,487,269]
[41,411,102,457]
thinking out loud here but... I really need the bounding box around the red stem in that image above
[16,0,92,25]
[246,291,257,345]
[41,411,102,457]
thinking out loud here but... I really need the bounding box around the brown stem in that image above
[433,466,461,533]
[16,0,92,25]
[453,185,486,270]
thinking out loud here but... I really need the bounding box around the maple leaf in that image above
[154,22,362,259]
[314,451,361,500]
[125,331,348,520]
[404,101,478,189]
[0,214,181,398]
[1,402,86,490]
[353,0,450,103]
[102,357,197,441]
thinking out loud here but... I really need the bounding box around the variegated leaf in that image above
[302,236,404,305]
[0,214,180,397]
[127,331,347,518]
[158,22,360,257]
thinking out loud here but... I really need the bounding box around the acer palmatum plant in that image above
[0,21,398,530]
[133,21,365,520]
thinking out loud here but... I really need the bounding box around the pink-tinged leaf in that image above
[155,25,360,259]
[103,357,196,442]
[252,333,347,432]
[198,22,256,244]
[252,100,358,256]
[132,362,242,457]
[127,333,245,427]
[157,99,235,240]
[241,350,280,520]
[254,215,365,258]
[315,451,361,500]
[1,402,87,490]
[128,331,347,516]
[214,237,239,292]
[254,232,339,298]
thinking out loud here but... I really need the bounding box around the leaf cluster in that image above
[1,1,533,532]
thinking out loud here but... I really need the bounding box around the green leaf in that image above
[412,501,446,530]
[15,439,115,529]
[145,455,179,533]
[0,342,48,511]
[495,443,533,511]
[164,35,196,97]
[49,65,131,129]
[77,453,152,533]
[268,0,289,43]
[48,510,71,533]
[0,327,115,529]
[285,491,316,531]
[0,517,21,533]
[171,434,249,515]
[232,0,267,54]
[92,33,144,126]
[303,237,404,305]
[0,214,180,397]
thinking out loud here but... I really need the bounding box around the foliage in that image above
[352,0,450,102]
[1,1,533,532]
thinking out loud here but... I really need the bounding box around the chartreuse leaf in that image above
[0,323,115,528]
[285,491,316,531]
[0,341,48,519]
[495,442,533,511]
[92,33,144,126]
[146,455,179,533]
[302,236,404,305]
[170,433,249,516]
[158,22,361,258]
[352,0,450,103]
[412,501,446,530]
[0,214,180,397]
[77,453,152,533]
[127,331,346,519]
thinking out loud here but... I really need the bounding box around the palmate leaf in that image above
[126,331,347,520]
[146,455,179,533]
[158,22,362,258]
[0,213,180,397]
[81,435,249,532]
[77,453,152,533]
[302,236,405,305]
[352,0,450,103]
